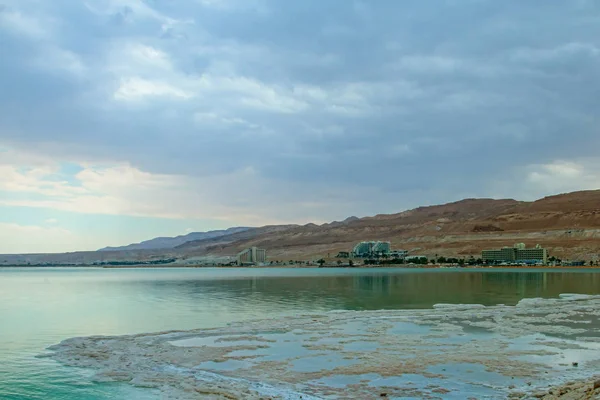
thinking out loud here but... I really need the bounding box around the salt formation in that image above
[43,295,600,399]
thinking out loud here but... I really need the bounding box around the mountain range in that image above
[177,190,600,262]
[98,227,251,251]
[2,190,600,265]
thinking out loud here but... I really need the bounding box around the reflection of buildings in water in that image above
[353,275,391,294]
[543,272,547,290]
[349,272,582,306]
[481,271,600,299]
[239,272,600,310]
[482,272,546,297]
[145,271,600,313]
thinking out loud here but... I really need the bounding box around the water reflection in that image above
[132,269,600,313]
[1,268,600,400]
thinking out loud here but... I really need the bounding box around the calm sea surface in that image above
[2,267,600,399]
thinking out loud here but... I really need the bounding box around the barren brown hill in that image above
[176,225,298,253]
[190,190,600,261]
[3,190,599,266]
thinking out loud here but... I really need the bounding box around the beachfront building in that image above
[352,242,372,257]
[372,241,391,255]
[352,241,391,257]
[516,245,548,264]
[481,247,518,263]
[237,247,267,265]
[482,244,547,264]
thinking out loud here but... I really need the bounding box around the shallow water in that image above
[2,267,600,399]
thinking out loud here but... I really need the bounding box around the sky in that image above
[1,0,599,253]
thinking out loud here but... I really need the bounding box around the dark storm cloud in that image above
[1,0,599,215]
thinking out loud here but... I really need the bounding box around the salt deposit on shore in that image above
[43,295,600,399]
[535,378,600,399]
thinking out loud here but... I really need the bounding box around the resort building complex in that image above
[482,243,548,264]
[352,241,391,257]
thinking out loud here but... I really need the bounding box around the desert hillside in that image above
[2,190,600,265]
[182,190,600,261]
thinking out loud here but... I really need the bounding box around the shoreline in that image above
[2,264,600,270]
[517,377,600,399]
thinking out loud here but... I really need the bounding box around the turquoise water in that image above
[2,267,600,399]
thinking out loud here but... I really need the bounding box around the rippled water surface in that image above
[2,267,600,399]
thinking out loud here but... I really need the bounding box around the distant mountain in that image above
[184,190,600,261]
[5,189,600,266]
[321,216,359,227]
[98,227,252,251]
[175,225,299,252]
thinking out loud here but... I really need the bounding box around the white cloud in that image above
[193,112,260,129]
[0,146,388,226]
[129,44,172,69]
[114,77,193,100]
[109,42,174,74]
[97,34,381,115]
[525,160,599,195]
[510,42,600,64]
[103,40,380,113]
[198,74,310,114]
[45,218,58,224]
[0,222,74,254]
[488,160,600,201]
[0,165,85,197]
[0,162,190,219]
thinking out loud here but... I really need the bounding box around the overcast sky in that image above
[1,0,599,253]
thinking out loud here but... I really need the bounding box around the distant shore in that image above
[3,264,598,269]
[106,264,600,269]
[2,264,600,270]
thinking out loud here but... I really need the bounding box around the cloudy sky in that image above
[1,0,599,253]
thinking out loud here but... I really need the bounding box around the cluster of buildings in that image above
[350,241,408,259]
[482,243,548,265]
[346,241,552,266]
[235,241,413,266]
[352,241,390,257]
[234,241,558,267]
